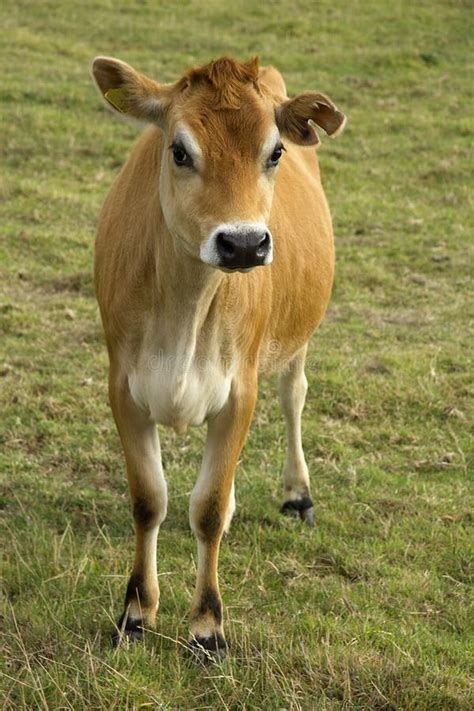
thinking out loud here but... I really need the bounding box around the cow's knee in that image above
[132,493,166,531]
[189,490,224,543]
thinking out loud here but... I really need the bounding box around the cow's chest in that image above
[128,334,233,433]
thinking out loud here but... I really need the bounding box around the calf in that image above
[91,55,345,658]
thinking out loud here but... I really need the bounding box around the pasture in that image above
[1,0,473,708]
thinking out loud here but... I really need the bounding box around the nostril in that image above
[216,232,235,259]
[256,232,271,257]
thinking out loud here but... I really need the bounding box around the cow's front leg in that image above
[188,376,257,660]
[109,369,167,646]
[278,345,314,525]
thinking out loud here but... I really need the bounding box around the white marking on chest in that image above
[128,340,233,433]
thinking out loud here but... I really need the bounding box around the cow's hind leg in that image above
[109,370,167,646]
[278,345,314,526]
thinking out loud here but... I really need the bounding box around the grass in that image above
[1,0,473,708]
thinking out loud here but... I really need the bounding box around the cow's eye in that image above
[171,143,193,168]
[268,144,284,168]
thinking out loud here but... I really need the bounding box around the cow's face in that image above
[160,75,279,272]
[91,56,345,273]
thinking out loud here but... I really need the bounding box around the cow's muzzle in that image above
[201,223,273,272]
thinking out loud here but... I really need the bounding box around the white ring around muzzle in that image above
[200,222,273,270]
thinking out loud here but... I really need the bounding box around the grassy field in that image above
[1,0,473,708]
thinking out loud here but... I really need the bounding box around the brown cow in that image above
[91,55,345,659]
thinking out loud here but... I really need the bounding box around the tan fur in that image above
[92,56,345,652]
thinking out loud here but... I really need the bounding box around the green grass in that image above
[1,0,473,708]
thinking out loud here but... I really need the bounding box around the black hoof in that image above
[188,633,227,663]
[281,497,314,527]
[111,614,144,648]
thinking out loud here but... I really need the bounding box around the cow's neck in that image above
[154,227,225,365]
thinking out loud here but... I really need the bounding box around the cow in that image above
[90,55,345,659]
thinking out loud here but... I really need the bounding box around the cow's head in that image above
[91,56,345,272]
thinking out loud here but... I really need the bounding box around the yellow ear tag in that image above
[104,88,127,113]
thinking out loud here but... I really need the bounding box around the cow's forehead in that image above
[170,85,276,160]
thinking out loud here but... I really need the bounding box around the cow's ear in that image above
[91,56,172,125]
[275,91,346,146]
